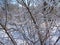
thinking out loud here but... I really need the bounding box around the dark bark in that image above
[0,23,17,45]
[54,36,60,45]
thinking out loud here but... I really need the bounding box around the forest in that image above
[0,0,60,45]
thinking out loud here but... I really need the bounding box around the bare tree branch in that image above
[0,23,17,45]
[0,41,4,45]
[4,0,8,26]
[54,36,60,45]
